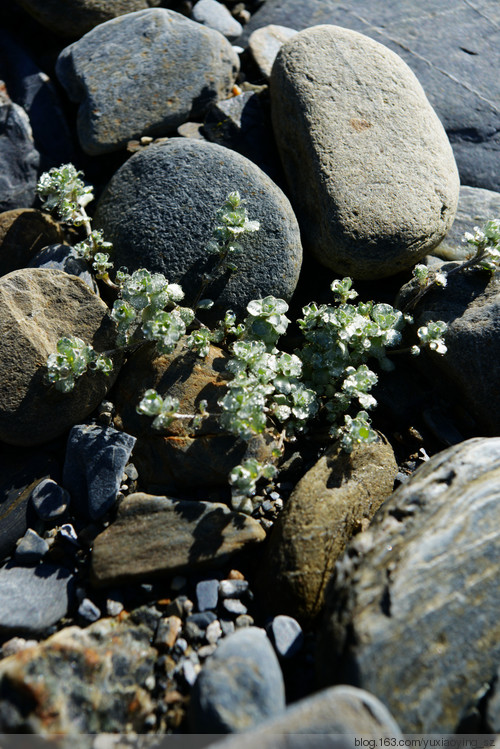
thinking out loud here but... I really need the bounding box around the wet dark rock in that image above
[56,9,239,154]
[62,424,136,520]
[189,626,285,732]
[0,562,74,636]
[317,437,500,733]
[91,493,266,586]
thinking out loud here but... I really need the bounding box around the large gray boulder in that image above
[56,9,239,154]
[241,0,500,193]
[94,138,302,316]
[317,437,500,733]
[270,25,459,280]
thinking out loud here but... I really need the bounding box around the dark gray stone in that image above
[192,0,243,41]
[94,138,302,316]
[241,0,500,193]
[205,687,402,748]
[0,562,74,635]
[56,8,239,155]
[196,579,219,612]
[271,25,459,279]
[0,30,74,172]
[189,626,286,732]
[31,478,69,520]
[186,611,218,629]
[267,614,303,658]
[0,86,39,212]
[396,267,500,436]
[28,244,97,291]
[78,597,101,623]
[434,185,500,261]
[203,91,283,183]
[0,618,157,733]
[317,437,500,733]
[14,0,162,37]
[14,528,48,563]
[62,424,136,520]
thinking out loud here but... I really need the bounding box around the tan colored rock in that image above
[271,25,460,279]
[0,208,65,277]
[0,268,119,446]
[0,617,156,734]
[255,436,397,623]
[91,492,266,586]
[113,340,277,492]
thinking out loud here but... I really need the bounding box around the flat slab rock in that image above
[91,493,266,586]
[317,437,500,733]
[0,617,156,734]
[241,0,500,193]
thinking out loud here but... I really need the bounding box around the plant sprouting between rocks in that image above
[39,163,495,512]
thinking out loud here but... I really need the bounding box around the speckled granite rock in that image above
[91,493,266,586]
[0,617,156,734]
[56,9,239,154]
[270,25,459,279]
[94,138,302,316]
[256,436,397,623]
[0,268,120,446]
[317,437,500,733]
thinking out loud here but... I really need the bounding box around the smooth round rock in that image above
[256,436,397,622]
[0,268,119,446]
[27,244,96,290]
[192,0,243,41]
[56,9,239,155]
[0,209,65,277]
[189,627,285,732]
[270,25,460,279]
[31,478,69,520]
[248,24,298,79]
[14,0,162,38]
[94,138,302,316]
[317,437,500,733]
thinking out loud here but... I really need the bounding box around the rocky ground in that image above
[0,0,500,743]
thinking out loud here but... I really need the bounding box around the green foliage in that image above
[229,459,277,514]
[36,164,93,225]
[462,220,500,272]
[46,336,113,393]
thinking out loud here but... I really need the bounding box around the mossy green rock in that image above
[317,437,500,733]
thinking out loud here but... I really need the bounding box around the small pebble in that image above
[130,605,162,633]
[186,611,218,629]
[174,637,188,655]
[181,659,199,686]
[222,598,248,616]
[235,614,254,628]
[155,616,183,650]
[205,619,223,644]
[2,637,38,658]
[31,479,69,520]
[195,579,219,612]
[228,569,245,580]
[78,598,101,623]
[220,619,235,637]
[59,524,79,545]
[219,579,249,598]
[15,529,49,563]
[197,644,217,659]
[268,614,304,658]
[106,598,124,617]
[124,463,139,481]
